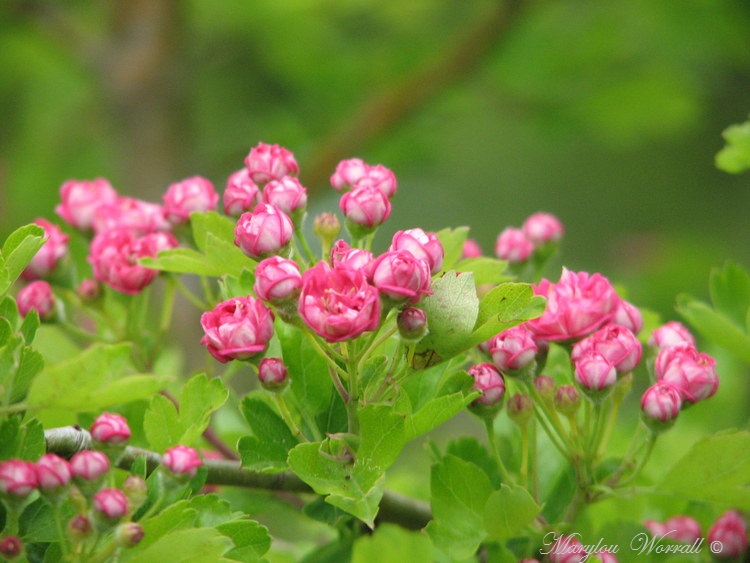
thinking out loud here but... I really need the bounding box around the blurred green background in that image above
[2,0,750,316]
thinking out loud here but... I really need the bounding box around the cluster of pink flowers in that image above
[494,212,564,264]
[645,510,748,559]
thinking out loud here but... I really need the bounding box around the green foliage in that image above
[238,394,299,472]
[0,224,45,295]
[716,117,750,173]
[352,523,434,562]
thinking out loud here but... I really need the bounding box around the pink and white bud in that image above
[0,536,22,560]
[330,158,370,191]
[571,324,642,373]
[92,197,171,236]
[507,393,535,426]
[244,142,299,185]
[356,164,397,198]
[0,460,38,497]
[92,488,129,520]
[574,353,617,391]
[23,219,69,280]
[17,281,55,319]
[121,476,148,511]
[339,185,391,230]
[234,203,294,259]
[494,227,534,263]
[68,515,93,541]
[461,239,483,259]
[223,169,262,216]
[648,321,695,349]
[641,382,682,424]
[554,385,581,416]
[162,445,202,478]
[90,412,131,444]
[200,296,275,363]
[76,278,101,302]
[368,250,432,303]
[644,515,702,544]
[262,176,308,217]
[612,299,644,335]
[163,176,218,224]
[535,374,557,401]
[56,178,118,230]
[488,325,539,373]
[70,450,110,482]
[397,307,428,341]
[655,345,718,403]
[258,357,289,390]
[330,240,373,270]
[254,256,303,304]
[313,213,342,244]
[35,454,73,491]
[389,228,444,275]
[522,212,564,244]
[115,522,145,548]
[468,363,506,408]
[707,510,748,559]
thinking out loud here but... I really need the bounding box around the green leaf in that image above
[122,528,234,563]
[0,316,13,347]
[11,346,44,403]
[19,308,40,345]
[471,283,546,346]
[238,395,298,472]
[403,392,474,440]
[143,394,183,453]
[709,261,750,328]
[446,437,501,487]
[190,211,237,252]
[141,248,228,277]
[178,374,229,446]
[659,430,750,509]
[676,294,750,364]
[217,520,271,562]
[278,323,333,414]
[0,417,21,459]
[484,484,541,540]
[715,118,750,174]
[453,257,511,286]
[426,454,493,560]
[436,226,470,272]
[19,417,45,461]
[352,523,434,563]
[0,224,45,294]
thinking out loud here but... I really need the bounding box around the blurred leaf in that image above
[676,294,750,364]
[0,224,45,294]
[436,227,470,272]
[217,520,271,562]
[715,118,750,173]
[122,528,234,563]
[19,308,39,345]
[484,484,541,540]
[352,523,433,562]
[709,261,750,328]
[446,437,501,487]
[141,248,229,277]
[144,394,183,453]
[11,346,44,403]
[453,257,511,286]
[238,395,298,473]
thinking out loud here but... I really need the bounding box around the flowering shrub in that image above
[0,139,748,562]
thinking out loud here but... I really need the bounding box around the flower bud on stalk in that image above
[368,250,432,305]
[162,445,203,482]
[253,257,303,306]
[330,158,369,192]
[122,476,148,514]
[494,227,534,264]
[76,278,101,302]
[17,281,56,320]
[262,176,308,222]
[35,454,72,503]
[0,536,22,560]
[115,522,145,548]
[22,218,69,280]
[70,450,110,495]
[640,382,682,432]
[522,212,564,245]
[223,169,261,216]
[644,515,702,544]
[356,164,398,198]
[707,510,748,559]
[507,393,534,427]
[91,488,129,530]
[468,363,506,418]
[389,228,444,275]
[90,412,131,445]
[554,385,581,417]
[200,296,275,363]
[534,375,557,404]
[574,353,617,399]
[654,345,718,404]
[648,321,695,349]
[244,142,299,186]
[0,460,38,513]
[234,204,294,260]
[68,515,93,542]
[339,185,391,238]
[488,325,538,377]
[163,176,218,225]
[257,357,289,391]
[397,307,428,342]
[56,178,118,231]
[313,213,342,256]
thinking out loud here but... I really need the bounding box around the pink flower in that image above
[339,185,391,229]
[0,459,38,496]
[35,454,73,491]
[526,268,620,342]
[707,510,748,559]
[258,357,289,390]
[522,212,564,244]
[299,262,381,342]
[649,321,695,349]
[494,227,534,263]
[262,177,308,217]
[92,197,171,236]
[200,296,275,363]
[90,412,131,444]
[548,534,587,563]
[92,488,129,520]
[254,256,302,304]
[488,325,539,372]
[330,240,373,270]
[655,345,718,403]
[468,363,506,407]
[356,164,397,198]
[574,353,617,390]
[23,218,69,280]
[89,229,178,295]
[223,169,261,216]
[17,281,55,319]
[612,299,644,335]
[234,204,294,259]
[368,250,432,303]
[571,324,642,373]
[389,228,444,275]
[461,239,483,259]
[330,158,370,191]
[244,142,299,185]
[162,445,202,477]
[640,382,682,423]
[163,176,218,224]
[596,551,618,563]
[70,450,110,482]
[56,178,118,230]
[644,515,702,544]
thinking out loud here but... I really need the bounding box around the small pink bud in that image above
[655,345,718,403]
[461,239,483,259]
[200,296,275,363]
[572,324,642,374]
[122,475,148,511]
[649,321,695,349]
[644,515,702,544]
[535,375,557,401]
[23,219,69,280]
[92,488,129,520]
[468,363,506,408]
[68,515,93,541]
[612,300,644,335]
[245,142,299,185]
[76,278,101,302]
[554,385,581,416]
[162,445,202,478]
[369,250,432,303]
[356,164,397,198]
[223,168,261,216]
[35,454,72,491]
[17,281,55,320]
[489,325,538,373]
[707,510,748,559]
[115,522,145,548]
[507,393,534,426]
[262,176,308,217]
[0,536,22,560]
[330,158,370,191]
[330,240,373,270]
[339,185,391,231]
[548,534,587,563]
[163,176,218,224]
[574,353,617,391]
[397,307,428,341]
[641,382,682,425]
[312,213,342,243]
[91,197,171,236]
[389,228,444,275]
[90,412,131,444]
[253,256,302,304]
[0,460,38,497]
[522,212,564,244]
[70,450,110,482]
[595,551,618,563]
[234,203,294,259]
[494,227,534,263]
[56,178,119,230]
[257,357,289,390]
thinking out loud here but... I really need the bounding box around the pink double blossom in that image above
[330,159,397,197]
[649,321,695,349]
[339,185,391,229]
[17,281,55,319]
[234,204,294,260]
[654,344,718,403]
[23,219,69,280]
[299,262,380,342]
[254,256,302,304]
[640,382,682,423]
[200,296,275,363]
[223,169,261,216]
[488,325,539,373]
[644,515,702,544]
[389,228,444,275]
[262,177,308,218]
[355,164,398,198]
[368,250,432,303]
[612,299,644,335]
[330,240,373,270]
[468,363,506,407]
[522,212,564,244]
[56,178,118,230]
[494,227,534,263]
[707,510,748,559]
[244,142,299,185]
[163,176,218,224]
[571,324,642,373]
[92,197,171,236]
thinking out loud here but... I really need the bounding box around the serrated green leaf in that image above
[471,283,546,345]
[352,523,433,563]
[179,374,228,446]
[484,484,541,540]
[190,211,238,253]
[403,392,473,440]
[0,316,13,347]
[19,308,39,345]
[0,296,19,326]
[279,323,333,414]
[436,227,470,272]
[453,256,511,286]
[0,224,45,293]
[122,528,234,563]
[238,395,298,472]
[0,417,21,459]
[446,437,501,487]
[134,500,197,551]
[709,261,750,328]
[11,346,44,403]
[144,394,183,453]
[676,294,750,364]
[217,520,271,562]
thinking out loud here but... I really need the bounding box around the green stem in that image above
[341,341,360,435]
[53,504,71,559]
[274,394,308,442]
[0,403,34,416]
[618,431,658,487]
[288,390,323,441]
[295,226,316,267]
[484,418,514,486]
[527,417,539,501]
[520,425,529,488]
[174,277,210,310]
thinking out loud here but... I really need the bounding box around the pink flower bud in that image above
[330,240,373,270]
[507,393,534,426]
[92,197,171,236]
[339,185,391,230]
[535,374,557,401]
[299,262,381,343]
[389,228,444,275]
[22,219,69,280]
[641,382,682,423]
[68,515,93,541]
[223,169,261,216]
[254,256,303,304]
[56,178,118,230]
[612,299,644,335]
[554,385,581,416]
[262,177,308,217]
[17,281,55,319]
[522,212,564,244]
[0,536,22,560]
[368,250,432,303]
[644,515,702,544]
[595,551,618,563]
[90,412,131,444]
[122,475,148,511]
[488,325,538,372]
[707,510,748,559]
[571,324,642,373]
[35,454,72,491]
[200,296,275,363]
[655,345,718,403]
[162,445,202,478]
[70,450,110,482]
[461,239,483,259]
[574,353,617,391]
[234,204,294,259]
[648,321,695,349]
[244,142,299,185]
[330,158,370,191]
[163,176,218,224]
[313,213,342,243]
[397,307,428,341]
[468,363,506,407]
[92,488,129,520]
[115,522,145,548]
[356,164,397,198]
[494,227,534,263]
[548,534,587,563]
[76,279,101,302]
[0,460,38,496]
[258,357,289,390]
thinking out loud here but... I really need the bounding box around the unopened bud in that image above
[115,522,145,548]
[507,393,534,426]
[534,375,556,403]
[68,515,93,542]
[122,475,148,512]
[313,212,341,250]
[258,357,289,391]
[0,536,22,560]
[554,385,581,417]
[397,307,428,342]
